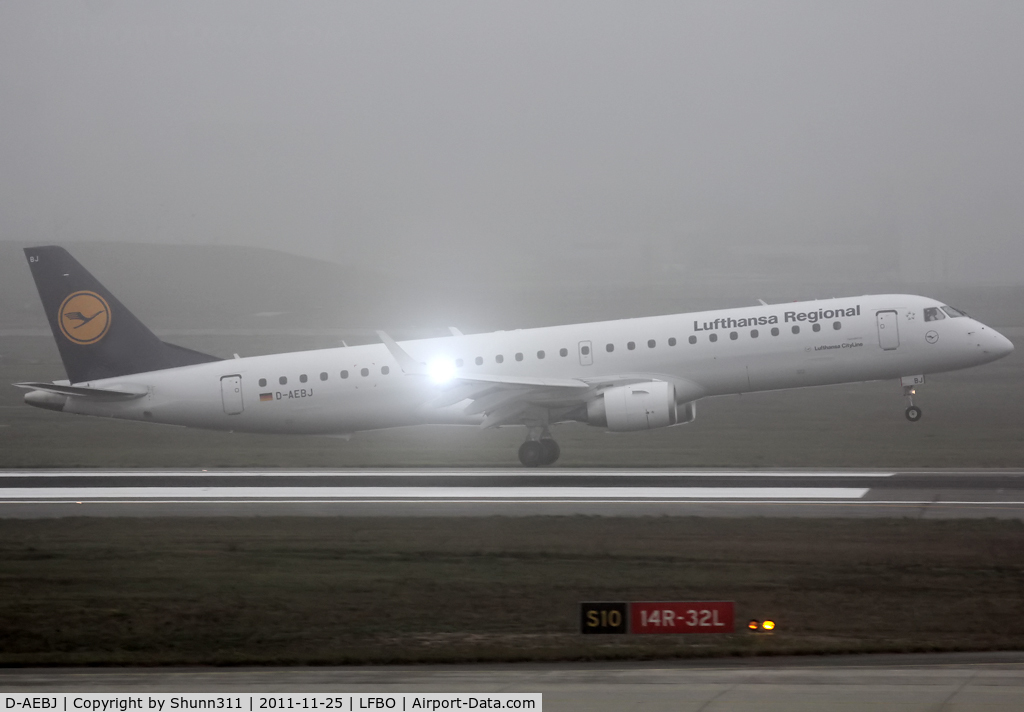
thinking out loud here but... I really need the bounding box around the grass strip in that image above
[1,516,1024,665]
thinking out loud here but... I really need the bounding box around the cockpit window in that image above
[941,306,968,318]
[924,307,946,322]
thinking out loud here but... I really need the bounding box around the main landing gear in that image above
[518,429,560,467]
[904,385,922,422]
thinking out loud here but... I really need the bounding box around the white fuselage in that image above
[58,294,1013,434]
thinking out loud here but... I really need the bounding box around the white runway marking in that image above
[0,470,896,478]
[0,486,870,500]
[5,500,1024,507]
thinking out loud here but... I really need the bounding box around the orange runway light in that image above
[747,619,759,631]
[762,620,776,631]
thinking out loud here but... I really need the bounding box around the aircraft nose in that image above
[979,324,1014,359]
[972,322,1013,361]
[993,330,1015,358]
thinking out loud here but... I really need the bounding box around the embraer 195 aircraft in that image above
[15,246,1015,466]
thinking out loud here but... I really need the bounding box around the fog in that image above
[2,1,1023,310]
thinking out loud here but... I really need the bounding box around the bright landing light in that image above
[427,358,457,384]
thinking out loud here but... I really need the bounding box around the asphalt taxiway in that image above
[3,469,1024,518]
[3,652,1024,710]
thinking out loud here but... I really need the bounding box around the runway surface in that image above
[3,468,1024,517]
[4,652,1024,710]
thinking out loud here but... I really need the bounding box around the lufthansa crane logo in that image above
[58,291,111,345]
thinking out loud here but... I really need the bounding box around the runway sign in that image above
[580,601,734,634]
[631,601,735,634]
[580,601,628,634]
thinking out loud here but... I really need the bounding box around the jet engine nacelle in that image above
[587,381,693,431]
[676,399,696,425]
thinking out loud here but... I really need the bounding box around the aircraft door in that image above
[876,311,899,351]
[578,340,593,366]
[221,375,244,414]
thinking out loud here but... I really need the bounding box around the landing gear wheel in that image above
[905,405,922,422]
[539,438,560,466]
[518,440,545,467]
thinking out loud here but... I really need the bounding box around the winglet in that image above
[448,326,464,337]
[376,331,425,375]
[757,299,768,306]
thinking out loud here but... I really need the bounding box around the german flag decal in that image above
[259,393,273,402]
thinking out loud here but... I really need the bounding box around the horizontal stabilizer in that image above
[13,382,147,400]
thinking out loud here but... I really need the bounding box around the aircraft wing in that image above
[376,330,694,428]
[448,372,706,428]
[454,373,691,428]
[377,330,588,426]
[421,374,597,428]
[447,373,589,388]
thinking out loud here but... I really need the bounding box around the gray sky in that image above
[2,1,1023,286]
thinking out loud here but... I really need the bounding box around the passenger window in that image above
[559,348,568,357]
[537,350,545,359]
[647,339,655,348]
[688,336,696,344]
[729,331,738,340]
[581,345,590,355]
[340,370,349,379]
[792,325,800,334]
[924,307,946,321]
[259,378,267,387]
[812,323,821,332]
[669,337,677,346]
[751,329,758,338]
[279,376,287,385]
[320,372,328,381]
[709,334,718,342]
[627,341,635,350]
[300,374,308,383]
[515,352,523,361]
[771,327,780,336]
[606,344,614,352]
[833,321,841,330]
[475,356,483,365]
[456,359,464,367]
[360,367,369,377]
[496,355,504,363]
[381,366,389,375]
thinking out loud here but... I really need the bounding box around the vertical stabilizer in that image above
[24,246,220,383]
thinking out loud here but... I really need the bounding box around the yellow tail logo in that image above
[58,291,111,345]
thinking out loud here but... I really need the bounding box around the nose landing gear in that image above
[904,385,922,422]
[518,428,561,467]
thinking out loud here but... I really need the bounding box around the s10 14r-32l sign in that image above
[580,601,734,634]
